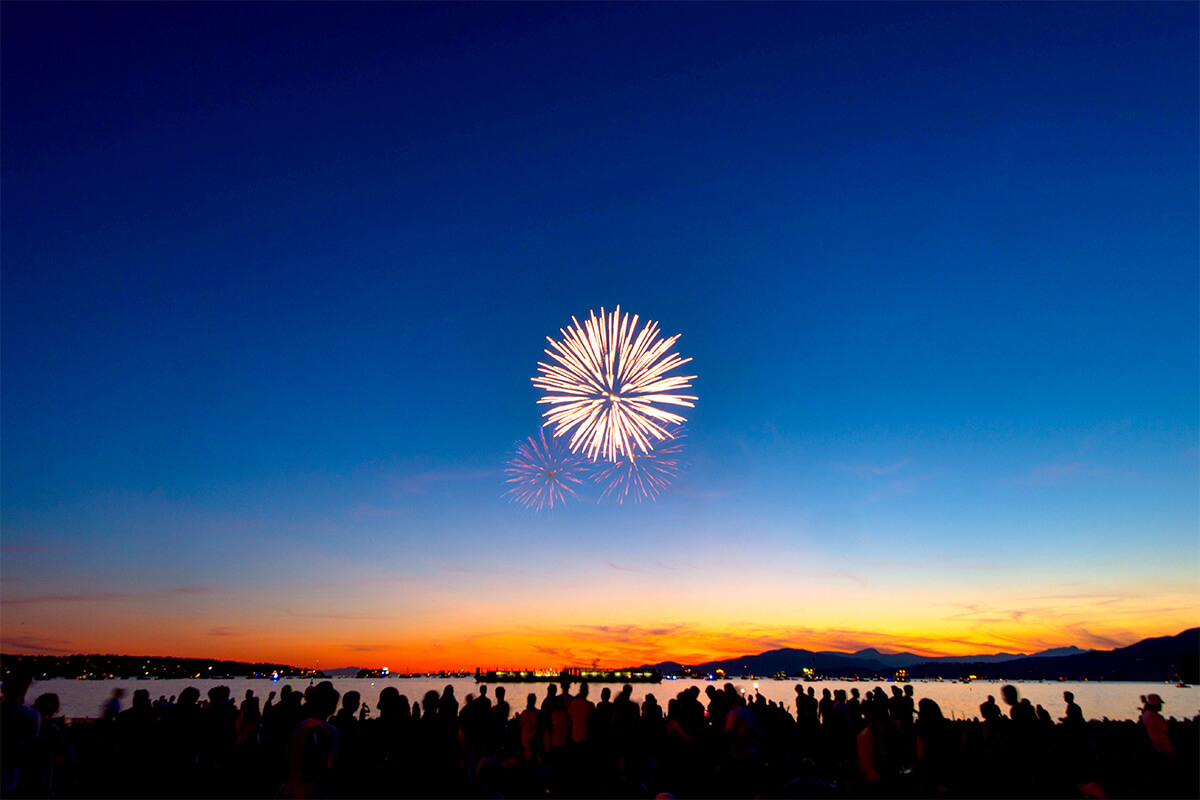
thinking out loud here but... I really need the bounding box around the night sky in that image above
[2,2,1196,670]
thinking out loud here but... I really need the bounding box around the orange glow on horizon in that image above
[7,613,1192,673]
[5,565,1194,671]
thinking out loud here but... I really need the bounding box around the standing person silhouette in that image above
[1061,692,1084,726]
[1,668,40,797]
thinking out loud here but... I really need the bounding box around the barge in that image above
[475,667,661,684]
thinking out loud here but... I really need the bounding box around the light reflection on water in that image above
[34,676,1199,723]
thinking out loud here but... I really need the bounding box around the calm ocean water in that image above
[31,676,1199,723]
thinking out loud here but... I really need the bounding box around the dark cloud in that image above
[1066,625,1128,650]
[0,634,74,653]
[207,626,244,637]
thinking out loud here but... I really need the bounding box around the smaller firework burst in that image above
[592,429,686,504]
[504,428,591,511]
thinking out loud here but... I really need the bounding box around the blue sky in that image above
[2,2,1196,667]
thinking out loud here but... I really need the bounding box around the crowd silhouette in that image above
[2,668,1196,798]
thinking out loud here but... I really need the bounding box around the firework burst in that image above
[592,428,686,504]
[503,428,591,511]
[532,306,696,462]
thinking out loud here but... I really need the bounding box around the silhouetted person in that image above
[795,684,818,728]
[518,693,541,760]
[724,691,762,762]
[437,684,459,724]
[549,684,572,752]
[236,693,262,748]
[475,684,492,713]
[1140,693,1174,756]
[231,693,264,797]
[199,684,236,784]
[996,685,1039,793]
[1000,685,1021,718]
[101,687,125,721]
[980,694,999,721]
[330,691,363,797]
[887,686,907,724]
[116,688,159,797]
[915,697,950,794]
[492,685,509,727]
[164,686,203,790]
[856,703,895,796]
[1062,691,1084,726]
[263,685,305,765]
[30,693,64,799]
[848,687,863,728]
[819,688,835,727]
[279,681,339,799]
[568,681,594,743]
[1035,703,1053,728]
[641,692,665,748]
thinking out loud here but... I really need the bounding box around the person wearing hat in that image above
[1139,693,1174,756]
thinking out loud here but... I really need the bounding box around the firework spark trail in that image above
[503,428,590,511]
[592,429,686,504]
[532,306,696,462]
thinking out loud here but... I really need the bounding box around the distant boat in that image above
[474,667,661,684]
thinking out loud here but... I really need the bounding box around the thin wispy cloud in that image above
[0,542,78,555]
[796,570,867,585]
[281,609,393,621]
[673,487,733,500]
[0,634,74,654]
[391,469,497,496]
[348,504,406,520]
[208,626,248,637]
[2,586,214,606]
[831,460,910,477]
[867,471,940,502]
[1003,461,1136,488]
[933,557,1004,572]
[506,619,1108,665]
[827,460,938,502]
[944,604,1054,627]
[1064,625,1130,650]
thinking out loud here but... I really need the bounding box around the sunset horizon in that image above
[5,613,1194,674]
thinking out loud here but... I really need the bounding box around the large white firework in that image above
[532,306,696,462]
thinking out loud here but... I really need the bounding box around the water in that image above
[31,676,1199,723]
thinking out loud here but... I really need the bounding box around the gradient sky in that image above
[3,2,1197,671]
